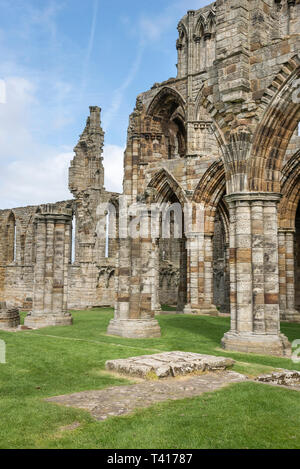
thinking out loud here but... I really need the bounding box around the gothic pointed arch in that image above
[248,56,300,192]
[147,168,188,206]
[193,159,227,234]
[194,14,206,39]
[6,210,16,264]
[147,87,186,119]
[279,150,300,230]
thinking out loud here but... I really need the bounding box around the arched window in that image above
[71,214,76,264]
[6,212,16,263]
[105,210,110,259]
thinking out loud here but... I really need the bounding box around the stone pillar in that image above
[203,234,218,314]
[222,193,291,357]
[107,210,161,338]
[176,238,187,313]
[279,228,300,323]
[0,267,5,303]
[184,232,218,315]
[152,239,162,315]
[24,206,73,329]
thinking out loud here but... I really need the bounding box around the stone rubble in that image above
[255,370,300,389]
[0,302,20,330]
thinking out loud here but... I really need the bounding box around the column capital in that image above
[185,231,204,239]
[278,227,295,234]
[225,192,281,204]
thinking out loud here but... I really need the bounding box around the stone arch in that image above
[146,87,187,160]
[177,21,188,42]
[147,87,186,119]
[148,168,187,311]
[106,196,119,259]
[248,56,300,192]
[194,14,206,38]
[148,168,188,207]
[31,206,42,264]
[176,21,188,78]
[218,198,230,243]
[279,150,300,230]
[192,159,226,234]
[6,211,16,264]
[194,10,216,40]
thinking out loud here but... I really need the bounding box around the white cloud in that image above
[103,144,124,194]
[0,152,74,209]
[0,76,74,208]
[0,74,124,209]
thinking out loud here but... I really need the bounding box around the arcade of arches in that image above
[1,0,300,357]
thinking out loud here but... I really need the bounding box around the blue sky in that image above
[0,0,207,209]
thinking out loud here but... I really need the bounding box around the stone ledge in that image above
[105,351,235,379]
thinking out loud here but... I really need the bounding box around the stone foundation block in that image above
[107,318,161,338]
[0,302,20,329]
[24,312,73,329]
[183,304,219,316]
[280,310,300,323]
[221,331,291,357]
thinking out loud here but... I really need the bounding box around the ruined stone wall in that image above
[0,107,119,311]
[0,202,71,309]
[109,0,300,353]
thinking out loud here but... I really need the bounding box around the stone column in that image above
[278,228,300,323]
[152,238,162,315]
[0,267,5,303]
[222,193,291,357]
[176,238,187,313]
[184,233,202,313]
[203,234,218,314]
[107,210,161,338]
[24,206,73,329]
[184,232,218,315]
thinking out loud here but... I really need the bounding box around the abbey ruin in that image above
[0,0,300,357]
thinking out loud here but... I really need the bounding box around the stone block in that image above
[105,351,235,379]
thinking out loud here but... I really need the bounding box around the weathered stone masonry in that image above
[0,107,120,319]
[108,0,300,356]
[1,1,300,358]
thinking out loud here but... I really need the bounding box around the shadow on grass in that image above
[159,314,229,343]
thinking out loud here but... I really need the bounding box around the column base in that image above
[221,331,291,357]
[24,312,73,329]
[0,306,20,329]
[280,310,300,323]
[107,318,161,338]
[183,304,219,316]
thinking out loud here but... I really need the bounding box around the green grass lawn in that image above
[0,308,300,449]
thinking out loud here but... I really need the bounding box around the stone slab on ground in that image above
[105,351,235,379]
[46,370,246,421]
